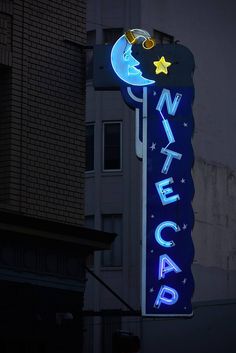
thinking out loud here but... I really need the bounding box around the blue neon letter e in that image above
[155,177,180,206]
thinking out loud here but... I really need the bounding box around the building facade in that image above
[85,0,236,352]
[0,1,114,352]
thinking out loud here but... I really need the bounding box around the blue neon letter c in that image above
[155,221,180,248]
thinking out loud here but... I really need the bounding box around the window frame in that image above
[102,121,122,173]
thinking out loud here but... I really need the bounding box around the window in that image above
[85,215,95,267]
[103,28,123,44]
[87,30,96,46]
[102,315,121,353]
[83,316,94,353]
[153,29,174,44]
[86,30,96,80]
[85,215,95,229]
[103,122,122,171]
[101,214,123,267]
[85,124,94,171]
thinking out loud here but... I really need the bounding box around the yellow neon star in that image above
[153,56,172,75]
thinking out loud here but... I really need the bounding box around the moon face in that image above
[111,35,155,86]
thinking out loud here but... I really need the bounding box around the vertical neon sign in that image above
[110,29,195,316]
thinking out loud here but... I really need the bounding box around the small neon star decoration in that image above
[150,142,156,151]
[153,56,172,75]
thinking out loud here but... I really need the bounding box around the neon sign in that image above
[122,84,195,316]
[95,28,195,316]
[111,30,155,86]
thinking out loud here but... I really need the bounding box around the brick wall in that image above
[0,1,12,204]
[0,0,86,225]
[0,66,11,204]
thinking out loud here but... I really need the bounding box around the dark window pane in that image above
[85,216,95,267]
[83,316,95,353]
[102,315,121,353]
[87,30,96,45]
[103,28,123,44]
[86,124,94,171]
[103,123,121,171]
[85,215,95,229]
[86,30,96,80]
[101,214,123,267]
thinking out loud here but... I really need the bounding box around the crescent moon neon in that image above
[111,35,155,86]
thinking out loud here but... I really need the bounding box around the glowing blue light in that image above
[124,47,142,76]
[162,118,175,145]
[154,285,179,308]
[127,87,148,158]
[127,86,147,117]
[158,254,182,280]
[161,148,182,174]
[156,89,182,116]
[111,35,155,86]
[155,177,180,206]
[155,221,180,248]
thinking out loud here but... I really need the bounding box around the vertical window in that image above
[103,28,123,44]
[103,122,122,171]
[101,214,123,267]
[83,316,94,353]
[86,30,96,80]
[85,215,95,267]
[101,315,121,353]
[86,124,94,171]
[87,29,96,46]
[85,215,95,229]
[153,29,174,44]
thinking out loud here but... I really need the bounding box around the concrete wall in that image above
[142,301,236,353]
[140,0,236,170]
